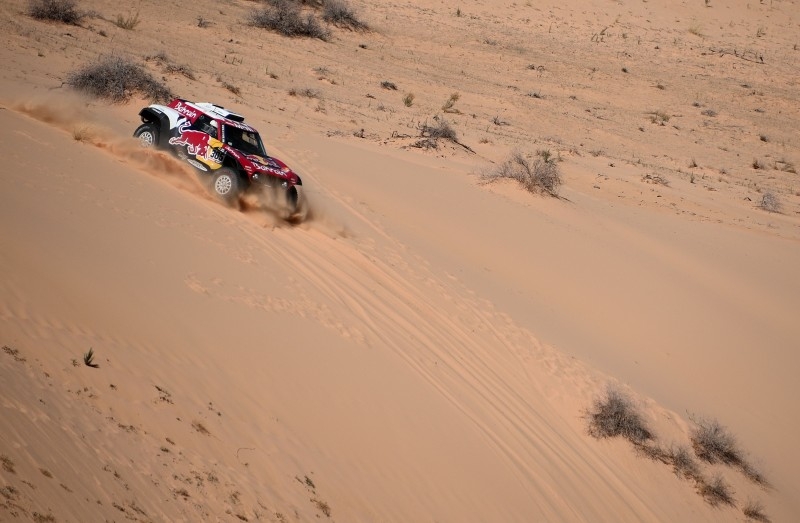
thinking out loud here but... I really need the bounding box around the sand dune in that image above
[1,0,798,521]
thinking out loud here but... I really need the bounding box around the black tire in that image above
[133,123,159,148]
[212,168,240,203]
[287,185,308,222]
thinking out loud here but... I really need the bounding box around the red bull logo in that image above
[169,124,225,171]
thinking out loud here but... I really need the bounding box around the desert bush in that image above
[690,418,743,466]
[381,80,397,90]
[145,52,195,80]
[585,387,653,444]
[483,150,563,197]
[83,347,99,368]
[698,474,735,507]
[403,92,415,107]
[322,0,367,30]
[649,110,670,125]
[442,92,460,113]
[759,192,781,213]
[669,445,701,480]
[743,500,770,522]
[249,1,329,40]
[423,119,457,142]
[28,0,83,24]
[412,119,458,150]
[67,56,172,102]
[114,10,140,30]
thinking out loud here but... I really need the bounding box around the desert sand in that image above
[1,0,799,521]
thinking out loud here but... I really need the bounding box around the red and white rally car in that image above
[134,99,306,219]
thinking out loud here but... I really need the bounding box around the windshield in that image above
[222,125,267,157]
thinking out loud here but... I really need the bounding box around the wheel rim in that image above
[137,131,155,147]
[215,174,233,195]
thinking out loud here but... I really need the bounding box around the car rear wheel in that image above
[212,168,240,203]
[133,123,158,148]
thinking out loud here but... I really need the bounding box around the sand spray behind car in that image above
[12,95,318,228]
[14,97,215,200]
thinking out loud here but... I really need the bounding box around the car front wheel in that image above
[133,123,159,148]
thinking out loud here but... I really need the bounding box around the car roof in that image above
[173,99,259,133]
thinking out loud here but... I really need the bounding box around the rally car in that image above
[133,99,306,219]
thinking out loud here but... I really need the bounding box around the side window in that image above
[192,116,218,139]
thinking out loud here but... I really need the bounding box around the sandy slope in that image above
[1,0,799,521]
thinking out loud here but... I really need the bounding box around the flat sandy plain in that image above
[1,0,798,521]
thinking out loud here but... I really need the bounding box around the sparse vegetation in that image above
[248,1,330,40]
[115,10,140,30]
[67,56,172,102]
[442,92,460,113]
[698,474,735,507]
[402,92,415,107]
[585,387,653,444]
[1,455,15,474]
[648,110,670,125]
[218,78,241,96]
[752,158,766,170]
[688,24,704,37]
[313,498,331,517]
[690,417,768,486]
[32,512,57,523]
[701,108,717,117]
[691,418,742,465]
[381,80,397,90]
[413,119,458,149]
[423,119,457,141]
[192,420,210,435]
[83,347,99,368]
[288,87,320,98]
[146,52,196,80]
[322,0,367,30]
[743,499,770,522]
[669,445,701,479]
[27,0,83,24]
[758,192,781,213]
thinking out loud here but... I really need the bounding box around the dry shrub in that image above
[758,192,781,213]
[669,445,701,480]
[691,418,744,466]
[322,0,367,30]
[28,0,83,24]
[249,1,329,40]
[743,500,770,522]
[697,474,735,507]
[585,387,653,445]
[67,56,172,102]
[413,119,457,149]
[483,150,563,197]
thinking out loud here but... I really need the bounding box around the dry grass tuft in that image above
[114,10,140,30]
[758,192,781,213]
[1,455,15,474]
[249,1,330,40]
[322,0,367,30]
[67,56,171,102]
[482,150,563,197]
[28,0,83,24]
[743,499,771,522]
[691,418,743,465]
[698,474,735,507]
[585,387,652,444]
[669,445,702,480]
